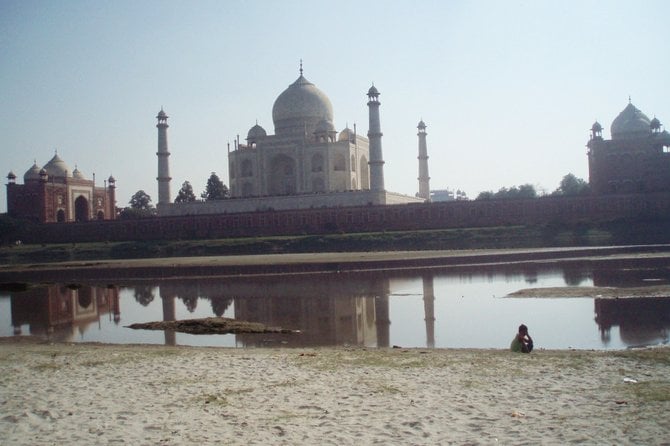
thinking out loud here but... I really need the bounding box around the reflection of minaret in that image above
[417,120,430,201]
[422,275,435,348]
[367,85,385,191]
[156,108,171,205]
[160,287,176,346]
[374,279,391,347]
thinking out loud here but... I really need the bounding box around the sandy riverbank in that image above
[1,341,669,445]
[2,245,670,283]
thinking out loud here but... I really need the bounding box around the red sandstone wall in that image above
[14,192,670,244]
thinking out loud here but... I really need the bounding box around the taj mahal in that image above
[6,64,670,227]
[157,65,427,216]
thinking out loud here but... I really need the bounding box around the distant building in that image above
[158,65,424,217]
[430,189,454,202]
[228,67,373,197]
[430,189,467,202]
[5,153,116,223]
[587,101,670,194]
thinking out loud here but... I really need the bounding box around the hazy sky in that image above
[1,0,669,212]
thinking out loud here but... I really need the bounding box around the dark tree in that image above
[553,173,590,196]
[180,295,199,313]
[133,286,155,306]
[210,296,233,317]
[201,172,229,201]
[129,190,154,210]
[476,191,495,200]
[476,184,537,200]
[118,190,156,219]
[175,181,197,203]
[514,184,538,199]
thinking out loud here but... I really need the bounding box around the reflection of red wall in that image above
[594,297,670,346]
[13,191,670,244]
[10,286,120,340]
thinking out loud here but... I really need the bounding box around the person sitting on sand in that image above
[510,324,533,353]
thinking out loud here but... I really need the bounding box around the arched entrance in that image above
[312,177,325,192]
[269,154,297,195]
[74,196,89,222]
[56,209,66,222]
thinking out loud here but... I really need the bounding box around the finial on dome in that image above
[628,95,631,104]
[299,59,303,76]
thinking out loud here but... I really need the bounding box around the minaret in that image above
[367,85,385,191]
[156,108,171,205]
[107,175,116,220]
[417,120,430,201]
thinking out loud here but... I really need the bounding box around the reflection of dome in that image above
[247,123,267,141]
[619,323,667,347]
[24,162,42,181]
[43,153,71,178]
[338,127,354,141]
[611,102,651,140]
[272,74,333,137]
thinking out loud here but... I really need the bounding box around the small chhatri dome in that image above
[247,123,267,141]
[418,120,427,129]
[23,161,42,181]
[591,121,603,132]
[650,116,662,130]
[157,108,168,119]
[7,170,16,180]
[108,175,116,183]
[72,165,85,179]
[611,102,652,140]
[315,118,335,133]
[338,126,354,142]
[272,67,334,137]
[367,85,379,96]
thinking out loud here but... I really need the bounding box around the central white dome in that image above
[272,74,333,137]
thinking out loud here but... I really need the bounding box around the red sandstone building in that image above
[588,101,670,194]
[6,153,116,223]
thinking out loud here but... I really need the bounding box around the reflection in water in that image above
[159,275,391,347]
[423,275,435,348]
[595,298,670,347]
[3,257,670,349]
[133,285,155,306]
[9,285,120,342]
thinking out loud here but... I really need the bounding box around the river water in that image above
[1,258,669,350]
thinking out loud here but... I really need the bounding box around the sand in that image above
[1,342,669,445]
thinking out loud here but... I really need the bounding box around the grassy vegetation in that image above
[0,218,668,265]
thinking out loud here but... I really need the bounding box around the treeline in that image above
[476,173,589,200]
[119,172,230,219]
